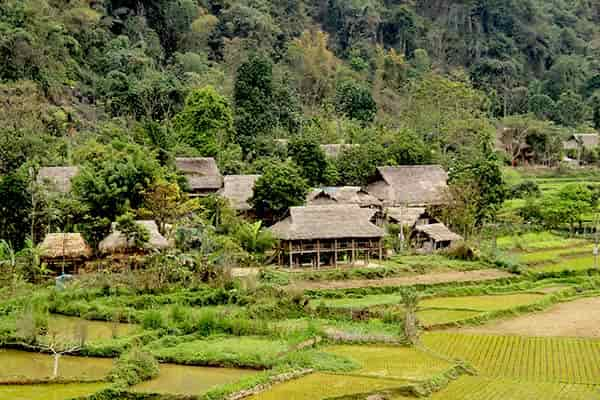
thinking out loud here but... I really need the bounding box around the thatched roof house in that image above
[367,165,449,207]
[175,157,223,196]
[563,133,599,150]
[271,205,383,241]
[320,144,358,158]
[40,233,92,262]
[219,175,260,211]
[99,220,170,254]
[307,187,381,208]
[411,223,463,253]
[37,166,80,193]
[386,207,428,227]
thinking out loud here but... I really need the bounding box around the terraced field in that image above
[424,376,600,400]
[423,333,600,384]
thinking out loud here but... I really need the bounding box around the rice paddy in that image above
[422,333,600,384]
[0,383,109,400]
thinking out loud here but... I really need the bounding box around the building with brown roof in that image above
[175,157,223,197]
[37,166,80,194]
[99,220,171,255]
[270,205,385,268]
[411,223,463,253]
[219,175,260,213]
[307,187,381,208]
[40,233,92,273]
[367,165,449,207]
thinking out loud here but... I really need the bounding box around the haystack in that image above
[40,233,92,261]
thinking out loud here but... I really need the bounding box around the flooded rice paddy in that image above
[0,382,109,400]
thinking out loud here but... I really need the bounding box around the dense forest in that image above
[1,0,600,250]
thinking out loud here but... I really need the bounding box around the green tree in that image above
[0,170,31,248]
[234,54,275,152]
[288,136,329,186]
[250,161,308,222]
[335,80,377,124]
[336,143,387,186]
[553,91,588,127]
[174,86,234,156]
[116,212,150,252]
[541,184,594,234]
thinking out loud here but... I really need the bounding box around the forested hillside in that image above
[1,0,600,248]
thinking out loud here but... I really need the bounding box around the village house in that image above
[218,175,261,215]
[39,232,92,274]
[563,133,600,163]
[37,166,80,193]
[367,165,449,207]
[306,186,381,208]
[270,205,385,268]
[175,157,223,197]
[99,220,171,255]
[411,223,463,253]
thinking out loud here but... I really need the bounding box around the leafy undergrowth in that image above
[497,232,589,252]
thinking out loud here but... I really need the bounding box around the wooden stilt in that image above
[334,239,338,268]
[288,241,293,269]
[351,240,356,265]
[316,239,320,270]
[379,239,383,261]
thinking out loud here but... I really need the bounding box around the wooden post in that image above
[351,239,356,265]
[288,241,293,269]
[334,239,338,268]
[379,239,383,261]
[316,239,320,270]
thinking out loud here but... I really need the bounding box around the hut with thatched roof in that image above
[367,165,449,207]
[411,223,463,253]
[218,175,260,213]
[270,205,385,268]
[385,207,435,227]
[37,166,80,194]
[99,220,170,255]
[40,233,92,273]
[175,157,223,197]
[307,186,381,209]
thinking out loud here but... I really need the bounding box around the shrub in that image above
[443,243,478,261]
[110,348,160,386]
[509,180,541,199]
[141,310,165,330]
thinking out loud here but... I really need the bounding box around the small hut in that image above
[270,205,385,268]
[175,157,223,197]
[367,165,449,207]
[411,223,463,253]
[40,233,92,273]
[385,207,437,227]
[218,175,260,214]
[99,220,171,255]
[307,187,381,208]
[37,166,80,194]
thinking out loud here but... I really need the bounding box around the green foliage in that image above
[116,213,151,251]
[174,86,234,156]
[250,161,308,221]
[110,348,160,386]
[335,80,377,124]
[288,136,329,186]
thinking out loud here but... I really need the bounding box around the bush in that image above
[110,348,160,386]
[443,243,478,261]
[141,310,165,330]
[509,180,541,199]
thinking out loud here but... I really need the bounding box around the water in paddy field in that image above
[132,363,258,395]
[0,383,109,400]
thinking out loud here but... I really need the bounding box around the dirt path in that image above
[291,269,512,291]
[460,297,600,338]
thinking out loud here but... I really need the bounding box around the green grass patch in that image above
[497,232,588,251]
[517,246,593,265]
[0,382,109,400]
[418,310,483,327]
[419,293,546,312]
[532,256,597,273]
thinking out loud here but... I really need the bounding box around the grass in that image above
[517,246,593,265]
[248,373,408,400]
[532,256,597,273]
[497,232,588,251]
[422,333,600,384]
[425,376,600,400]
[147,336,289,369]
[419,293,547,312]
[325,345,452,381]
[417,310,483,327]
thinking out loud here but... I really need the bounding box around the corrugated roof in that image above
[270,205,384,240]
[175,157,222,191]
[368,165,448,206]
[37,166,80,193]
[219,175,260,211]
[414,223,462,242]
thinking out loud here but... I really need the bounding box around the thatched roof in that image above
[307,187,381,208]
[99,220,170,254]
[413,223,462,242]
[40,233,92,260]
[386,207,426,226]
[175,157,222,191]
[219,175,260,211]
[320,144,358,158]
[367,165,448,206]
[564,134,599,150]
[37,166,80,193]
[270,205,384,241]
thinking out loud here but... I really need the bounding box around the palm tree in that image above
[234,221,276,263]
